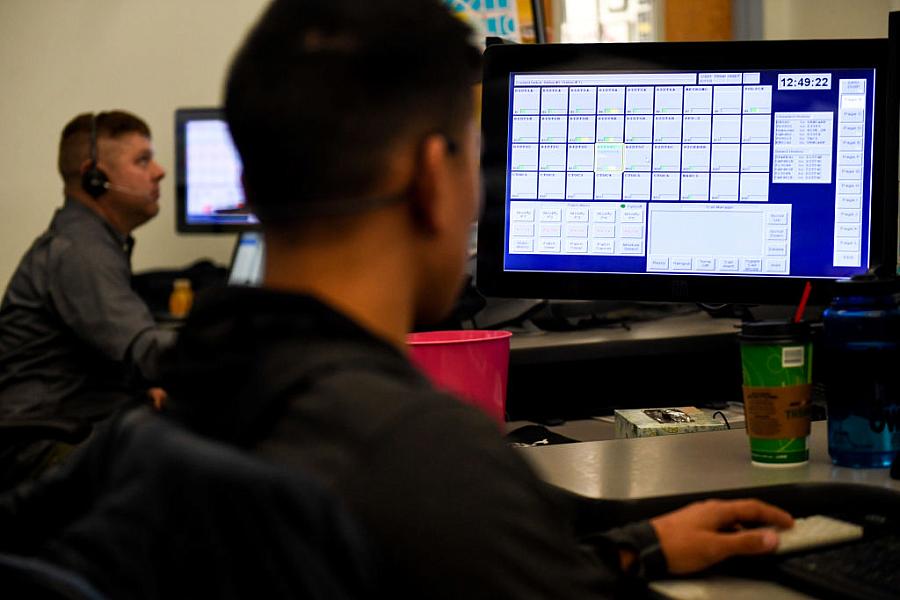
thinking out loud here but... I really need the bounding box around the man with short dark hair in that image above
[162,0,793,597]
[0,111,175,483]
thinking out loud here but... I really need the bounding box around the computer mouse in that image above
[891,454,900,480]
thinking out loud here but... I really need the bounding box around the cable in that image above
[711,411,732,430]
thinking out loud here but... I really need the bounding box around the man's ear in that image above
[78,158,94,176]
[408,134,454,235]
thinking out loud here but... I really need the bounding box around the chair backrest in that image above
[36,408,376,600]
[0,418,93,492]
[0,419,92,445]
[0,552,106,600]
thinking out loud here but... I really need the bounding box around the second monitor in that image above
[175,107,259,233]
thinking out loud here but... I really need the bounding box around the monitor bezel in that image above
[477,39,897,305]
[174,107,259,234]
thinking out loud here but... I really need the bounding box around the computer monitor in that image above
[227,231,265,286]
[175,108,259,233]
[477,38,899,305]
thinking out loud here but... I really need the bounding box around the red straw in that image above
[793,281,812,323]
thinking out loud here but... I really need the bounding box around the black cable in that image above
[711,411,731,430]
[529,0,547,43]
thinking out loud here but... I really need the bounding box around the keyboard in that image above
[774,515,863,555]
[777,528,900,600]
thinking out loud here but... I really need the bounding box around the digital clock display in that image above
[778,73,832,90]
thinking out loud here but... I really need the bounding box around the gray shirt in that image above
[0,198,176,420]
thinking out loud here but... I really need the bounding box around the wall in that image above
[665,0,732,41]
[0,0,270,287]
[762,0,900,40]
[4,0,900,288]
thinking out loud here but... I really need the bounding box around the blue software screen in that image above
[503,69,876,278]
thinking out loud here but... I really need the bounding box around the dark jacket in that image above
[161,287,659,599]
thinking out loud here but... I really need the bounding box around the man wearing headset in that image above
[0,111,175,485]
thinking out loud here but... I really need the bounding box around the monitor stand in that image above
[525,300,699,332]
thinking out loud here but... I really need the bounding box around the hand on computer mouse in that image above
[650,498,794,574]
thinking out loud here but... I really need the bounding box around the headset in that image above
[81,113,109,199]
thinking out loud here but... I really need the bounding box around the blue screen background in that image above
[503,68,877,279]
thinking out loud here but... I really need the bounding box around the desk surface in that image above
[509,312,739,364]
[518,421,899,500]
[517,422,899,600]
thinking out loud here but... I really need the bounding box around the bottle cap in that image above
[833,274,900,297]
[173,278,192,289]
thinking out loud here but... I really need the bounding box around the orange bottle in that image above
[168,278,194,318]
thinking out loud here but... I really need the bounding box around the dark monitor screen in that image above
[175,108,259,233]
[477,39,898,305]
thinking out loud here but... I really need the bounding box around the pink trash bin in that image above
[406,330,513,425]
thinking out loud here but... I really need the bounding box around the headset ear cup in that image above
[83,113,107,199]
[82,166,108,198]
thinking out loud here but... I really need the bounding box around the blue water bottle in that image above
[822,276,900,468]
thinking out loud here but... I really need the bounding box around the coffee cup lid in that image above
[739,320,810,341]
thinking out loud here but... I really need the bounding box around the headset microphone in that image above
[102,182,153,201]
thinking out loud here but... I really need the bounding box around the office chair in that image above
[0,417,93,492]
[0,407,376,599]
[0,419,91,445]
[0,552,106,600]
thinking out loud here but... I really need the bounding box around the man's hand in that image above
[650,499,794,574]
[147,387,168,411]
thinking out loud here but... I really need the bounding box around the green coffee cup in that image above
[739,321,813,466]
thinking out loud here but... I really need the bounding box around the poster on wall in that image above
[445,0,523,43]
